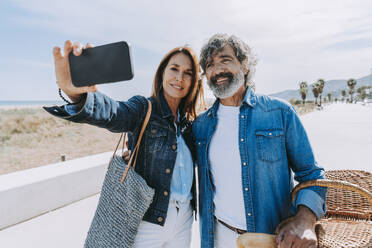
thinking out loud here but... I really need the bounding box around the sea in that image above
[0,101,64,107]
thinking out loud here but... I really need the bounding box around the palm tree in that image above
[357,86,368,101]
[312,83,319,105]
[347,78,357,103]
[327,93,332,102]
[299,81,308,104]
[316,79,325,106]
[341,90,346,102]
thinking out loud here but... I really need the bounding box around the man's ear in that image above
[243,69,249,78]
[241,63,249,75]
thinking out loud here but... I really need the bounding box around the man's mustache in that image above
[210,72,234,84]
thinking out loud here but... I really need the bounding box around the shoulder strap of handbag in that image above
[111,99,152,183]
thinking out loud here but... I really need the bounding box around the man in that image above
[192,34,326,248]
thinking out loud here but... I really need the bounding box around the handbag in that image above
[84,99,155,248]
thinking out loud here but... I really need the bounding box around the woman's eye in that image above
[171,67,178,71]
[185,72,192,77]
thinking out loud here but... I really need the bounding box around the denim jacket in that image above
[192,87,326,248]
[43,91,197,226]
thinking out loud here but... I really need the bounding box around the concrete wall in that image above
[0,152,113,230]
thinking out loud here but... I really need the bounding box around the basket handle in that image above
[291,179,372,218]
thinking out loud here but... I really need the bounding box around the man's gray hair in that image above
[200,34,258,90]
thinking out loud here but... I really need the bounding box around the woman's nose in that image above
[176,72,183,82]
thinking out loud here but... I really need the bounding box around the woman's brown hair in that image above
[151,46,205,120]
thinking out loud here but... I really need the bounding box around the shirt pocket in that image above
[255,129,284,162]
[146,123,168,152]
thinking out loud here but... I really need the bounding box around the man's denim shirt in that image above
[43,91,197,226]
[192,87,326,248]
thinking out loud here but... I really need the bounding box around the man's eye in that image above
[222,59,230,64]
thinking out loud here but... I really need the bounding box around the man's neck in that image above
[219,85,247,107]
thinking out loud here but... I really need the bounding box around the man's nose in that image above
[211,65,225,78]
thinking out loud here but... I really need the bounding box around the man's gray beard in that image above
[207,70,245,99]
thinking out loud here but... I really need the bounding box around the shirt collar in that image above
[242,86,257,107]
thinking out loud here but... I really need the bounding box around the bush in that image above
[289,98,302,105]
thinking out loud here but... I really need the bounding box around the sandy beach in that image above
[0,106,118,175]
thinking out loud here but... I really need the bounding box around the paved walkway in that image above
[301,103,372,171]
[0,103,371,247]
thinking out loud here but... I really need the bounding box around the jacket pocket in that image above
[146,123,168,152]
[255,129,284,162]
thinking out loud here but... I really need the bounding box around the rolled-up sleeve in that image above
[284,106,327,219]
[43,91,147,133]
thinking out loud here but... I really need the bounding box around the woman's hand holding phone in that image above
[52,40,97,103]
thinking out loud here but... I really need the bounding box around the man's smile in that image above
[211,72,234,86]
[216,77,229,85]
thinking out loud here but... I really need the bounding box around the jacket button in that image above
[151,129,157,134]
[157,217,163,222]
[171,144,177,151]
[165,168,171,174]
[163,191,169,196]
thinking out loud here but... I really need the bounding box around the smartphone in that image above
[69,41,134,87]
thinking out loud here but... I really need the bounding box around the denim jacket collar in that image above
[158,91,175,121]
[208,86,257,118]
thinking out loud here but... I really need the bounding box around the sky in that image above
[0,0,371,101]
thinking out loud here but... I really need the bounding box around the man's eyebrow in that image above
[218,54,234,59]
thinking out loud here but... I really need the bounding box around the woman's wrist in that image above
[58,88,85,105]
[68,93,84,103]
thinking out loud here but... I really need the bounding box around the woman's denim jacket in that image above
[44,91,197,226]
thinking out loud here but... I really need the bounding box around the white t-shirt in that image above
[209,104,247,230]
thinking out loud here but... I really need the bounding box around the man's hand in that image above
[276,206,317,248]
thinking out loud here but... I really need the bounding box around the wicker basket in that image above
[237,170,372,248]
[291,170,372,248]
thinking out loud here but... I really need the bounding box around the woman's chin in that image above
[164,89,188,100]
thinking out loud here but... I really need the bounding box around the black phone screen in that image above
[69,41,134,87]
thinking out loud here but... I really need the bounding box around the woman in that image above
[46,40,205,247]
